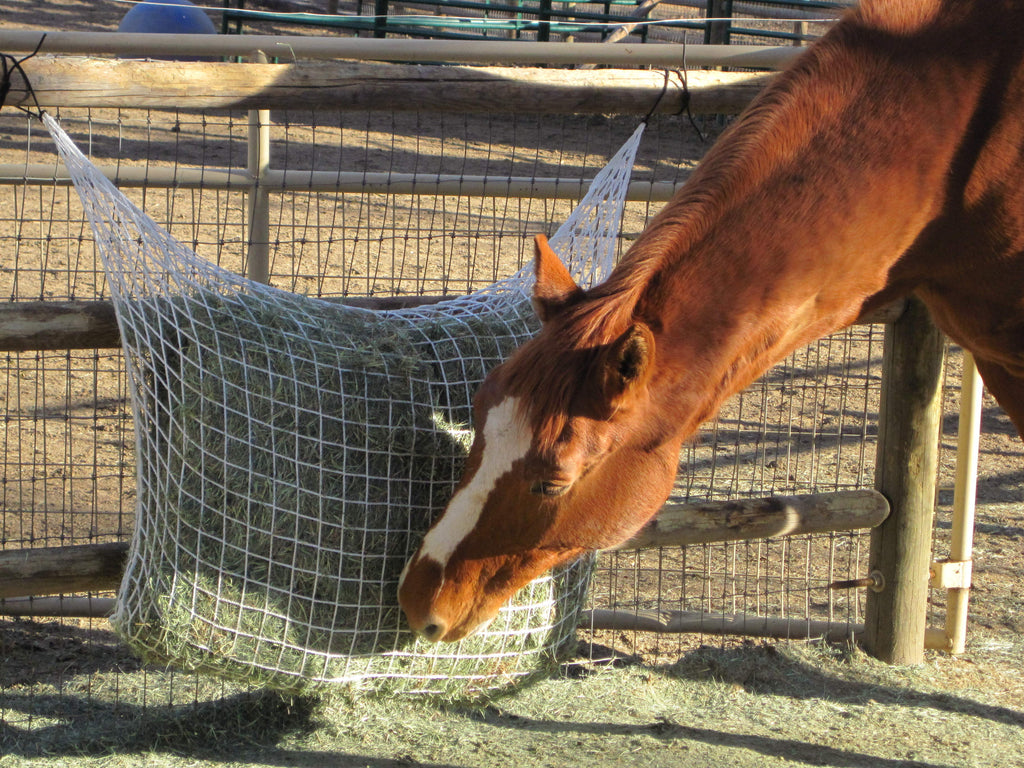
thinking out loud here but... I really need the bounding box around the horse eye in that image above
[530,480,569,497]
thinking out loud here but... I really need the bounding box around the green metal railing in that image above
[219,1,849,45]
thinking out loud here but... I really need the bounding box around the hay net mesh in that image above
[44,112,644,697]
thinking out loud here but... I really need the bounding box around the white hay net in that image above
[44,112,643,697]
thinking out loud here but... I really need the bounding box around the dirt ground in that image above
[2,2,1024,767]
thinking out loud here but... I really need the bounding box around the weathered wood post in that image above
[864,297,946,663]
[704,0,734,45]
[246,50,272,285]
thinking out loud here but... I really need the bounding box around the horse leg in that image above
[971,356,1024,442]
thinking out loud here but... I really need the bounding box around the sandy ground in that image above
[1,2,1023,766]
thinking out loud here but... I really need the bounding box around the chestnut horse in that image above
[399,0,1024,642]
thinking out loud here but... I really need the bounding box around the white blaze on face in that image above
[416,396,531,569]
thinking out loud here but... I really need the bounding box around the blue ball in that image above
[118,0,217,35]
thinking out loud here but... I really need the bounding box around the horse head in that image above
[398,235,680,642]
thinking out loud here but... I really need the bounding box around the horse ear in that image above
[531,234,584,322]
[603,323,655,402]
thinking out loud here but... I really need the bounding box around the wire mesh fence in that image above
[0,72,973,738]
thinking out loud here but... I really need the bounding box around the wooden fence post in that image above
[864,297,946,664]
[246,50,271,285]
[705,0,734,45]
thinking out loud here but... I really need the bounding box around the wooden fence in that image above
[0,33,978,664]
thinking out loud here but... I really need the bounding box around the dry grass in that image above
[5,618,1022,767]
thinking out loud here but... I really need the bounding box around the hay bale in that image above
[113,285,593,698]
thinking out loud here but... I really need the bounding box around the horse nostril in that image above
[419,620,447,643]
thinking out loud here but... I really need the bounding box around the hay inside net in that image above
[45,112,643,698]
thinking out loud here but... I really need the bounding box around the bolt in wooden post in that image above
[864,297,946,664]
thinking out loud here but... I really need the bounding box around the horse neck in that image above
[613,7,1004,443]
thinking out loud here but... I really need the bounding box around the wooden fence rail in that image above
[618,490,889,550]
[0,490,887,619]
[582,610,862,643]
[0,299,906,353]
[0,543,128,601]
[9,57,774,115]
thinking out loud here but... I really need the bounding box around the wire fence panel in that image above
[0,14,982,735]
